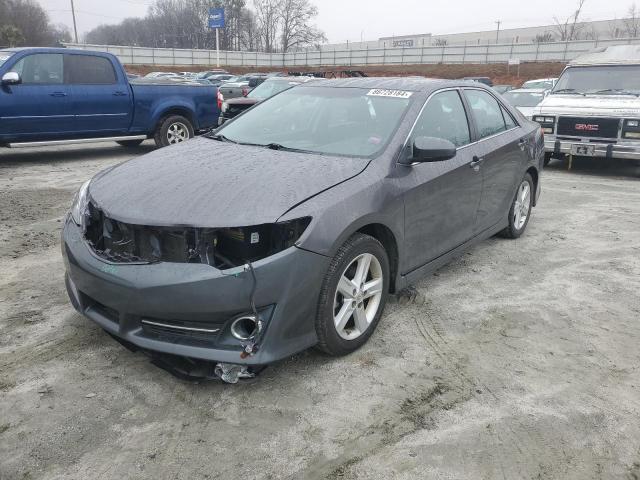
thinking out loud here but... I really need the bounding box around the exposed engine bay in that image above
[83,201,310,269]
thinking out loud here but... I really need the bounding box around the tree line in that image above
[0,0,71,47]
[85,0,326,53]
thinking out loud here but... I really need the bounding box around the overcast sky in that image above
[43,0,637,43]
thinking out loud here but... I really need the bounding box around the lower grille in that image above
[557,116,620,139]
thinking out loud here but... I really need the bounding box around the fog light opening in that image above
[230,315,260,341]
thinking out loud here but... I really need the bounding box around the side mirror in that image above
[404,136,457,164]
[1,71,21,85]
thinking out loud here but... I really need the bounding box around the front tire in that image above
[499,173,534,239]
[315,233,389,356]
[543,152,552,167]
[154,115,194,148]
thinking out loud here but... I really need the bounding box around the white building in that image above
[320,18,634,51]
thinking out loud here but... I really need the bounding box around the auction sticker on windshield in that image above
[367,89,413,99]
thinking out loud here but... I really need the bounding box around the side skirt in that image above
[396,221,507,291]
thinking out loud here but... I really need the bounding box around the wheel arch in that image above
[526,166,540,207]
[153,106,197,133]
[355,223,400,294]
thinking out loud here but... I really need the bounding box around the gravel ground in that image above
[1,142,639,480]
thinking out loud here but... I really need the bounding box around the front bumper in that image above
[62,217,329,365]
[545,137,640,160]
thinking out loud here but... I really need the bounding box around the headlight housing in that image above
[70,180,90,226]
[622,119,640,139]
[533,115,556,134]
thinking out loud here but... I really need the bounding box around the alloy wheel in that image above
[513,180,531,230]
[333,253,384,341]
[167,122,189,144]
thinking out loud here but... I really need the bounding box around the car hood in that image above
[534,94,640,117]
[515,106,536,119]
[88,138,369,228]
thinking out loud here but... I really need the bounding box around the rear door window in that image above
[464,89,507,139]
[410,90,471,148]
[501,106,517,129]
[66,54,117,84]
[10,53,63,84]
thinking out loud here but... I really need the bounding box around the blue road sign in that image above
[208,8,225,29]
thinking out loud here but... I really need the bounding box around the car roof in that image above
[299,77,479,92]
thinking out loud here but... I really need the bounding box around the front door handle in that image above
[49,92,67,97]
[470,156,484,169]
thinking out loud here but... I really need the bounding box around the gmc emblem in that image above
[575,123,599,131]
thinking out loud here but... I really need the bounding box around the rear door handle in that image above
[470,156,484,169]
[49,92,67,97]
[113,91,128,96]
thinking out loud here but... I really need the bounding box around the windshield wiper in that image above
[593,89,640,96]
[552,88,585,95]
[263,143,315,154]
[205,133,238,143]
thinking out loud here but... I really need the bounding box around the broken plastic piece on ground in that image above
[214,363,256,384]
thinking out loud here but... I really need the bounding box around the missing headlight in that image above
[83,205,311,269]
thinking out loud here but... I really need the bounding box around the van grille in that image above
[557,116,620,139]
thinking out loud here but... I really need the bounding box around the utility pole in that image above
[70,0,78,43]
[495,20,501,44]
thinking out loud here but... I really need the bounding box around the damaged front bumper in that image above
[62,217,329,366]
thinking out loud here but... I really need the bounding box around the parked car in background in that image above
[197,72,234,82]
[532,45,640,165]
[0,48,219,148]
[461,76,493,87]
[145,71,179,79]
[522,78,557,90]
[126,72,140,80]
[197,69,229,78]
[502,88,547,119]
[494,85,515,94]
[218,73,269,100]
[218,76,315,125]
[62,77,543,382]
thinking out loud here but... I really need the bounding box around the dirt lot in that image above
[1,142,639,480]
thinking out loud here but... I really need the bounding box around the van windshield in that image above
[553,65,640,95]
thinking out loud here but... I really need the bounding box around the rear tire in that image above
[499,173,534,239]
[543,153,552,167]
[154,115,194,148]
[315,233,389,356]
[116,139,144,148]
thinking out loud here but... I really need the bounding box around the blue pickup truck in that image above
[0,48,219,148]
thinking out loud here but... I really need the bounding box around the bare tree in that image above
[0,0,67,46]
[254,0,281,52]
[624,3,640,38]
[553,0,587,41]
[607,18,624,38]
[279,0,326,52]
[534,32,555,43]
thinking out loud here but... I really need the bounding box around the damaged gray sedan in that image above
[62,78,544,382]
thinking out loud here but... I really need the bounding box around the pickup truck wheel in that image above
[315,233,389,357]
[154,115,194,148]
[544,153,553,167]
[117,139,144,148]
